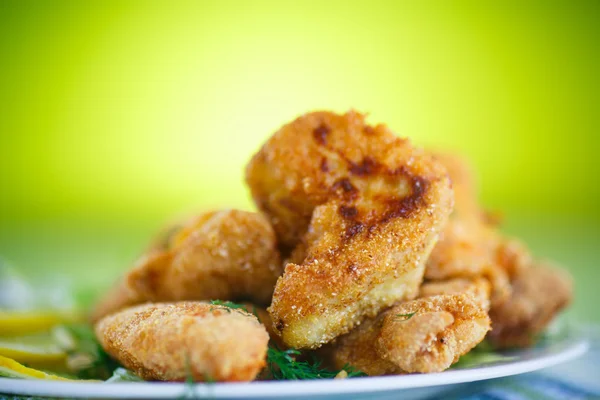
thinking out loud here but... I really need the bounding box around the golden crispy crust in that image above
[488,262,573,348]
[424,152,534,307]
[376,294,490,373]
[241,303,287,350]
[95,302,269,382]
[92,210,282,321]
[322,314,403,376]
[249,111,453,348]
[247,111,453,251]
[420,277,492,311]
[325,293,489,375]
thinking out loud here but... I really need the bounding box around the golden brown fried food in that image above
[241,303,287,350]
[424,153,532,306]
[326,293,489,375]
[376,294,490,373]
[92,210,282,321]
[246,111,453,251]
[488,262,573,348]
[95,302,269,382]
[247,111,453,349]
[420,277,491,311]
[322,314,403,376]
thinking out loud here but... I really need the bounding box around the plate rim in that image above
[0,338,589,399]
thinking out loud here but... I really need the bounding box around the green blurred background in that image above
[0,1,598,319]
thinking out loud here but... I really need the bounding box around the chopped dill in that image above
[396,311,417,320]
[266,346,366,380]
[209,300,249,313]
[179,355,196,399]
[208,300,261,321]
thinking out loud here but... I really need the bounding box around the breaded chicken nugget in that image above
[488,262,572,348]
[425,153,529,306]
[376,294,490,373]
[92,210,282,321]
[322,314,403,376]
[95,302,269,382]
[325,278,490,376]
[246,111,453,252]
[326,293,489,375]
[240,303,286,350]
[420,277,491,311]
[247,111,453,348]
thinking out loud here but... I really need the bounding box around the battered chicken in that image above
[376,294,489,373]
[488,262,573,348]
[425,153,533,306]
[92,210,282,321]
[327,293,490,375]
[426,153,572,349]
[322,314,403,376]
[95,302,269,382]
[419,277,491,311]
[240,303,287,350]
[247,111,453,348]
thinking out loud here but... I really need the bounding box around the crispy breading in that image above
[322,314,403,376]
[488,262,573,348]
[247,111,453,348]
[246,111,453,251]
[420,277,491,311]
[241,303,286,350]
[95,302,269,382]
[325,293,489,375]
[376,294,490,373]
[92,210,282,321]
[424,153,532,306]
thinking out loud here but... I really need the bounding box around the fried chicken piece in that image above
[376,294,490,373]
[424,153,532,306]
[488,262,573,348]
[246,111,453,252]
[92,210,282,321]
[95,302,269,382]
[247,111,453,348]
[326,293,489,375]
[322,314,403,376]
[240,303,286,350]
[420,277,491,311]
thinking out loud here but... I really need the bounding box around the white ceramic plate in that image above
[0,337,588,400]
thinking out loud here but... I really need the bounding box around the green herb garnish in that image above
[53,323,118,380]
[396,311,417,320]
[208,300,261,321]
[209,300,249,313]
[266,346,366,380]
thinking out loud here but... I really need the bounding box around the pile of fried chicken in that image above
[92,111,572,382]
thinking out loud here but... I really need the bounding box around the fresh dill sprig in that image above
[266,346,366,380]
[396,311,417,320]
[178,354,215,400]
[178,355,196,400]
[208,300,261,321]
[53,323,119,380]
[209,300,249,313]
